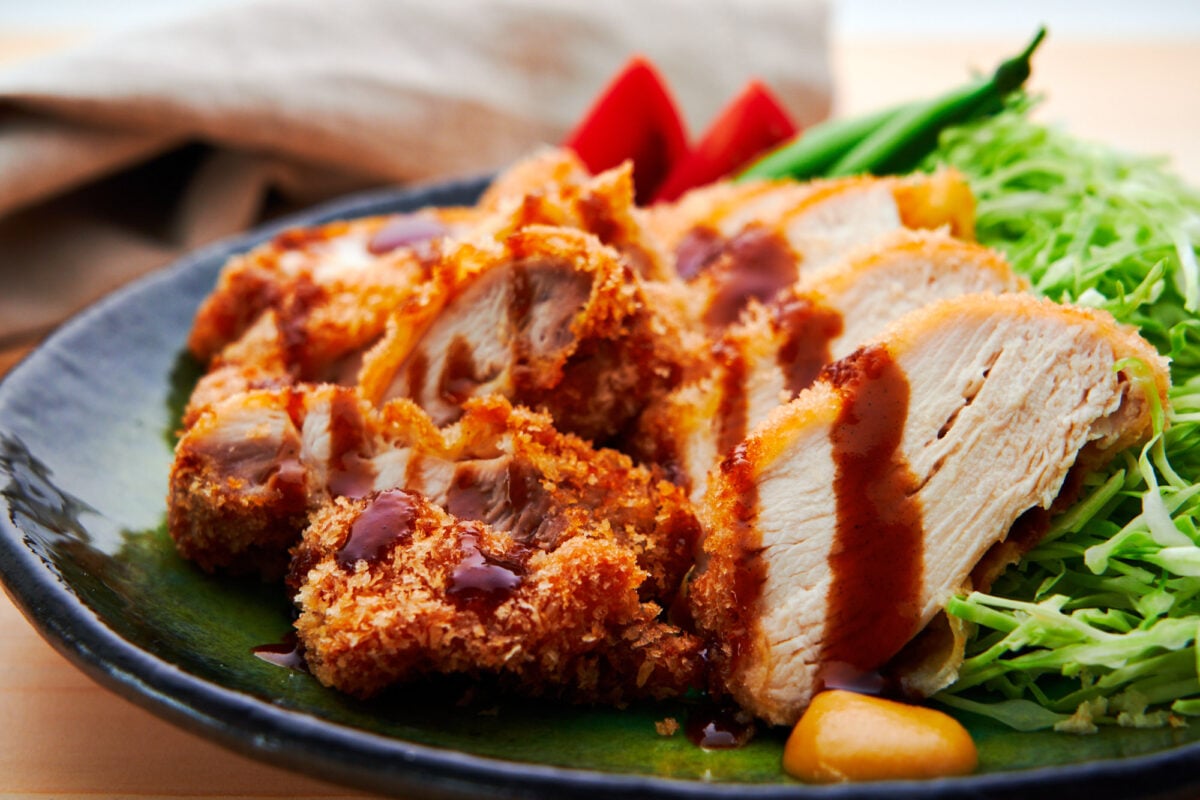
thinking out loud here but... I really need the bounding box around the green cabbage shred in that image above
[924,97,1200,731]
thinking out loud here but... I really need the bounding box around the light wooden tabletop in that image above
[1,30,1199,800]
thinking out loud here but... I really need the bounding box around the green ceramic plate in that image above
[2,177,1199,799]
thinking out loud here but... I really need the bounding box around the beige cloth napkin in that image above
[0,0,831,346]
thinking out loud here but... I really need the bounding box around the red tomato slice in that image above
[562,56,689,204]
[652,80,798,203]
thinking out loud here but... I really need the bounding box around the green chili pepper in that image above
[735,101,915,181]
[826,27,1047,177]
[736,27,1046,182]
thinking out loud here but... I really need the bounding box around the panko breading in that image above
[291,489,703,702]
[357,224,688,444]
[171,384,699,601]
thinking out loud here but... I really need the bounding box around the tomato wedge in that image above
[652,80,798,203]
[562,56,689,204]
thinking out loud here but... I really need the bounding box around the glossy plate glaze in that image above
[2,178,1200,800]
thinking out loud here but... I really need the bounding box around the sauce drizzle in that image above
[252,632,308,673]
[336,489,418,569]
[448,525,525,608]
[439,335,484,405]
[703,227,798,328]
[714,340,749,457]
[366,214,447,256]
[327,390,376,498]
[820,346,925,681]
[719,443,766,674]
[773,296,845,397]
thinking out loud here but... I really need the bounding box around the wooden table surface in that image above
[2,29,1199,800]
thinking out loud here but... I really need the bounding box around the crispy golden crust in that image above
[170,383,700,602]
[168,389,312,578]
[291,490,704,702]
[445,396,702,602]
[188,212,468,365]
[357,224,687,444]
[170,148,1174,720]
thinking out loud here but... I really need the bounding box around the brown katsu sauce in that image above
[366,214,448,256]
[336,489,418,569]
[448,524,526,608]
[274,225,336,250]
[403,351,429,403]
[820,346,924,683]
[713,340,749,457]
[577,191,657,277]
[703,227,798,328]
[327,391,376,499]
[439,335,484,405]
[507,259,538,397]
[675,226,726,280]
[252,631,308,673]
[278,277,325,378]
[719,443,767,673]
[268,454,307,511]
[685,704,756,750]
[773,296,845,397]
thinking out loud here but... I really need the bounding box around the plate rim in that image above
[2,176,1200,799]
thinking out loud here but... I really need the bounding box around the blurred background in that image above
[5,0,1200,38]
[4,0,1198,179]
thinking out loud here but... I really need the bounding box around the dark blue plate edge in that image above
[0,176,1198,800]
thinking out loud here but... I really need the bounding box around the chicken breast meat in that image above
[357,223,687,444]
[638,228,1026,501]
[688,292,1170,725]
[643,169,976,330]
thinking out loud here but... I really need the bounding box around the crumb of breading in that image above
[655,717,680,737]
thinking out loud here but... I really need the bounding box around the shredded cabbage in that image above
[925,97,1200,730]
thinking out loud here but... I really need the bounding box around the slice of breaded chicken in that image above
[183,149,676,425]
[290,489,703,703]
[169,384,406,577]
[478,148,673,281]
[187,209,477,367]
[170,385,699,599]
[688,293,1169,725]
[643,170,976,330]
[358,225,686,444]
[638,230,1025,500]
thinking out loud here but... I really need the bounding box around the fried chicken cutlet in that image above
[291,488,703,703]
[171,386,699,605]
[688,294,1170,725]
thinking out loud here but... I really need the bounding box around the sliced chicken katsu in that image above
[358,224,686,444]
[290,489,703,703]
[638,230,1025,500]
[643,170,976,329]
[170,384,407,577]
[188,207,479,368]
[183,149,678,426]
[478,148,673,281]
[186,147,605,368]
[688,293,1169,725]
[170,387,699,599]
